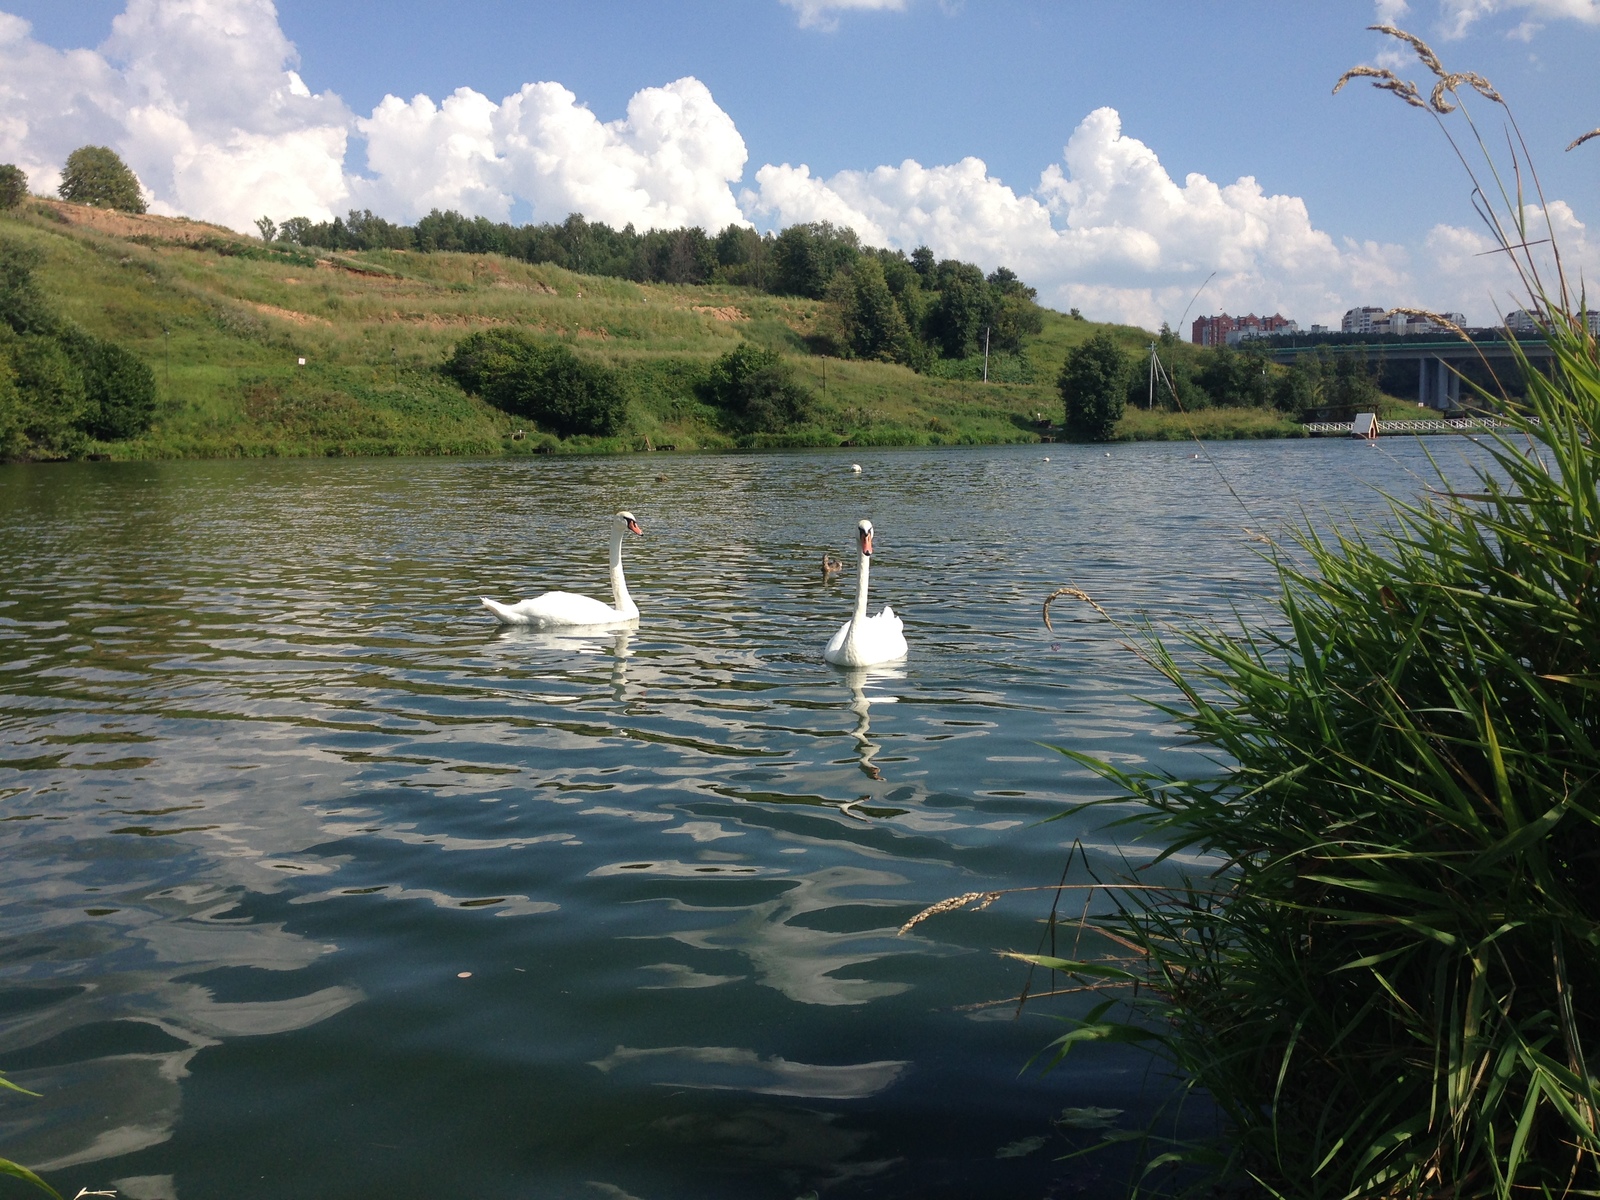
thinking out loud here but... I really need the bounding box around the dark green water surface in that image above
[0,440,1488,1199]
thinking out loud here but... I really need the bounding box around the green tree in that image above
[1195,344,1274,409]
[278,217,314,246]
[770,222,859,298]
[1058,332,1130,440]
[255,216,278,243]
[698,343,813,434]
[841,256,912,362]
[0,165,27,210]
[923,261,989,358]
[57,146,146,213]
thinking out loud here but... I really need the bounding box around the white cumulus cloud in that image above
[353,76,750,233]
[748,107,1410,328]
[1425,202,1600,317]
[1393,0,1600,36]
[0,0,749,235]
[779,0,907,31]
[0,0,351,226]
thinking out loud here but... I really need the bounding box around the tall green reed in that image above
[953,29,1600,1199]
[0,1071,60,1198]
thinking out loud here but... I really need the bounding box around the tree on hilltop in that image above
[58,147,146,213]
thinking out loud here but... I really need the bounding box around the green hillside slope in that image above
[1,200,1301,459]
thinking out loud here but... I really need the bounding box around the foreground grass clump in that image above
[1058,308,1600,1196]
[990,37,1600,1198]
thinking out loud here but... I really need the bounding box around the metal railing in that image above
[1302,417,1509,435]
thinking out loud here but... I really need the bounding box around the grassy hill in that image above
[1,200,1304,459]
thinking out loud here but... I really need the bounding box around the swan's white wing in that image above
[482,591,629,627]
[862,606,908,663]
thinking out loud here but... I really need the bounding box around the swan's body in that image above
[482,512,642,628]
[824,519,907,667]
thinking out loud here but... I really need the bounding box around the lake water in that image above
[0,438,1492,1200]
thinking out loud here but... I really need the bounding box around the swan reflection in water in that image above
[838,666,904,786]
[492,626,635,700]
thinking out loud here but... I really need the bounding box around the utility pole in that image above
[163,325,171,395]
[982,325,991,383]
[1148,342,1157,410]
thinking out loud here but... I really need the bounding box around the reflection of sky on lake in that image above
[0,440,1496,1198]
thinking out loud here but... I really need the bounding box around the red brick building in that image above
[1192,313,1234,346]
[1192,312,1295,346]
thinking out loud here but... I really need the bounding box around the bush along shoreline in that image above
[0,238,156,460]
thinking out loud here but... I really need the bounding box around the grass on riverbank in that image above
[1,200,1082,458]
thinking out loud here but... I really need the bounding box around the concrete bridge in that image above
[1263,338,1552,409]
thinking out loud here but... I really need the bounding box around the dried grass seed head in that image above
[1333,65,1427,109]
[1368,24,1447,78]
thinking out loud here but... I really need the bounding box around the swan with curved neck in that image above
[823,519,907,667]
[482,511,642,627]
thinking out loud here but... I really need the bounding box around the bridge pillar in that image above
[1419,357,1459,411]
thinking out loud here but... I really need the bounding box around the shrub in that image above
[60,328,157,440]
[4,335,87,456]
[445,330,627,438]
[698,343,813,434]
[0,348,24,458]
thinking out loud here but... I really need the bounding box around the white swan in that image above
[824,519,907,667]
[481,511,642,627]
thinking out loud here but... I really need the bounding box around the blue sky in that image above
[2,0,1597,327]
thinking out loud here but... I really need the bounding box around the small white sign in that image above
[297,357,306,366]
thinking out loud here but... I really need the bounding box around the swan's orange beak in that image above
[861,529,873,556]
[626,518,643,536]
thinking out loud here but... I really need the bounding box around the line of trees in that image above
[1059,331,1386,440]
[265,208,1044,374]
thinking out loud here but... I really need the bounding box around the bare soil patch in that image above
[33,199,242,244]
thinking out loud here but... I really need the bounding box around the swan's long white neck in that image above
[609,527,637,617]
[852,543,872,626]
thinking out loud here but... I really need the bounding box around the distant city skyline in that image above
[1,0,1596,328]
